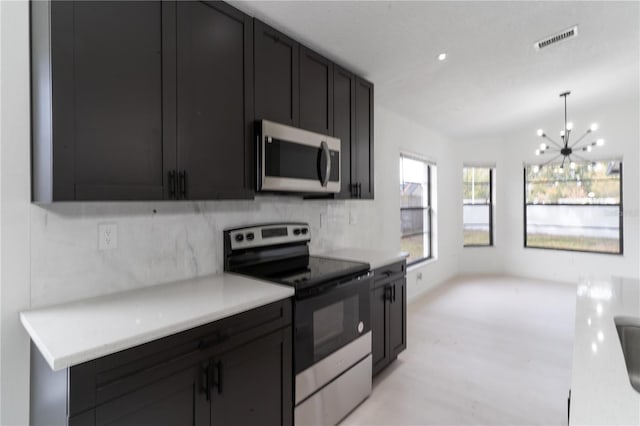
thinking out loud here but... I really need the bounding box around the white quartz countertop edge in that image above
[20,273,294,371]
[317,248,408,270]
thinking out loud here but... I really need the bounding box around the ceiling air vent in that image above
[534,25,579,50]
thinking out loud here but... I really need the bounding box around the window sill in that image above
[407,257,437,271]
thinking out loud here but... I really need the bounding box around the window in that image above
[524,160,622,254]
[463,166,494,246]
[400,154,433,265]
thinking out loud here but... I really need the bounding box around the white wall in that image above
[455,139,509,275]
[0,1,32,424]
[376,107,460,301]
[503,98,640,282]
[456,97,640,282]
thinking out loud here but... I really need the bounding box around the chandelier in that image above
[534,91,605,170]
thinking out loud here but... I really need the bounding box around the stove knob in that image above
[357,321,364,334]
[246,232,255,241]
[301,228,308,235]
[234,234,244,242]
[293,228,301,236]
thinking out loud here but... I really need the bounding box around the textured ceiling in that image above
[232,1,639,142]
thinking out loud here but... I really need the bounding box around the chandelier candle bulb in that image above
[596,138,605,146]
[590,123,599,131]
[540,143,547,150]
[537,129,544,137]
[566,122,574,130]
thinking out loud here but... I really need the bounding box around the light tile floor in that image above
[342,275,576,425]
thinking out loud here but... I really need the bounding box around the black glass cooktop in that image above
[249,255,370,290]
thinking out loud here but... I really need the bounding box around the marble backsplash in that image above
[30,196,386,308]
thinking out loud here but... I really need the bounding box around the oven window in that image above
[313,295,358,361]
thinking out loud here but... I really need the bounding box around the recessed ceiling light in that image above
[438,53,447,61]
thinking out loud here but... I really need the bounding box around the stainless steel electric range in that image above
[224,223,372,425]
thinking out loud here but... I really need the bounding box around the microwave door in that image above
[259,120,341,193]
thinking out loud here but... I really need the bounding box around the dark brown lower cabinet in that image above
[31,299,292,426]
[371,261,407,376]
[210,328,292,425]
[95,366,208,426]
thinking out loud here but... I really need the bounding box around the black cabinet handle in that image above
[214,361,223,395]
[178,170,187,199]
[202,362,212,401]
[168,170,176,199]
[392,285,396,302]
[384,286,392,301]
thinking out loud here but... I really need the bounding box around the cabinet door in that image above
[95,366,209,426]
[211,328,292,426]
[50,1,175,200]
[176,1,254,200]
[371,285,390,376]
[333,66,356,198]
[389,279,407,359]
[354,78,375,199]
[299,46,333,135]
[254,19,299,126]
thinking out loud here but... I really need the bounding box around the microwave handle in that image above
[320,141,331,187]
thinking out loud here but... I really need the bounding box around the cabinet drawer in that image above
[68,299,291,416]
[372,261,406,288]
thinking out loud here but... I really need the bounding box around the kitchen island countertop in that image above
[569,276,640,425]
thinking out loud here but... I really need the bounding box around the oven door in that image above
[258,120,340,193]
[294,273,371,374]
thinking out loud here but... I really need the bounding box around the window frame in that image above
[522,161,623,255]
[462,166,494,248]
[400,154,433,266]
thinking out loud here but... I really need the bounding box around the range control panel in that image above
[227,223,310,250]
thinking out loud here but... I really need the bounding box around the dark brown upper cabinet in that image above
[254,19,299,127]
[176,1,254,200]
[332,70,375,200]
[354,77,375,199]
[31,0,254,202]
[299,46,333,135]
[32,1,176,202]
[333,66,356,198]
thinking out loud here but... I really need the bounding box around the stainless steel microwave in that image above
[257,120,340,193]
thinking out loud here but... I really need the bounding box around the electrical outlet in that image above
[98,223,118,251]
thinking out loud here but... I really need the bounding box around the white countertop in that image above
[318,248,408,270]
[569,276,640,425]
[20,273,294,371]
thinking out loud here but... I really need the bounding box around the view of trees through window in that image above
[400,155,432,264]
[463,167,493,246]
[525,160,622,253]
